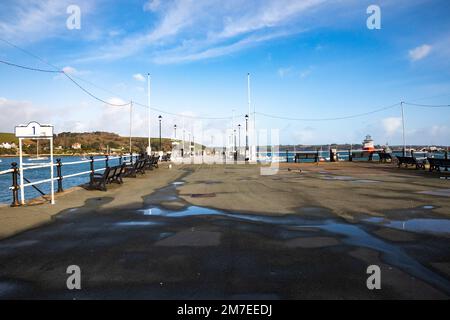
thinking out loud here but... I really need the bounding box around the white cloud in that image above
[143,0,161,12]
[152,30,292,64]
[0,97,59,132]
[133,73,146,82]
[278,67,292,78]
[54,66,90,80]
[78,0,326,64]
[382,117,402,136]
[0,1,94,43]
[408,44,432,61]
[293,127,316,144]
[62,66,77,74]
[300,66,313,79]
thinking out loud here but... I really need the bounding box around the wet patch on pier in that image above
[417,189,450,197]
[363,217,450,236]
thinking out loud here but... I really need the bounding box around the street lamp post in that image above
[245,114,249,162]
[233,129,237,161]
[158,115,162,151]
[238,124,241,158]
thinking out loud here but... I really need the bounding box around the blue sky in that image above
[0,0,449,146]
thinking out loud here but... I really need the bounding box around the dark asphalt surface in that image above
[0,177,449,299]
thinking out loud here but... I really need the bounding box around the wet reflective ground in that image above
[0,175,449,300]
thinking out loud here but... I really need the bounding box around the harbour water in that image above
[0,151,445,204]
[0,156,122,204]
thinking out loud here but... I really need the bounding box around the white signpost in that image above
[15,122,55,205]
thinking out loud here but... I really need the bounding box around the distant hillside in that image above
[55,131,177,153]
[0,133,18,144]
[0,131,184,154]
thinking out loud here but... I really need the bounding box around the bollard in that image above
[119,155,122,165]
[286,150,289,163]
[369,152,373,161]
[105,154,109,168]
[315,149,320,163]
[411,150,414,158]
[130,153,133,165]
[56,158,63,193]
[89,156,94,184]
[348,149,353,162]
[10,162,20,207]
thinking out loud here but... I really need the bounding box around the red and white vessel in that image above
[362,135,375,152]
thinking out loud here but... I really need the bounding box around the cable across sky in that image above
[1,44,449,123]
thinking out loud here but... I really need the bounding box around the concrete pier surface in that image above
[0,162,449,299]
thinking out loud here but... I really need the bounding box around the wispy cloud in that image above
[408,44,432,61]
[0,0,93,43]
[143,0,161,12]
[382,117,402,136]
[133,73,146,82]
[278,67,293,78]
[78,0,326,64]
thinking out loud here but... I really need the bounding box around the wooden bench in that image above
[396,156,425,169]
[148,155,159,168]
[108,164,126,184]
[124,159,147,178]
[378,152,394,163]
[89,167,111,191]
[294,152,319,162]
[89,164,126,191]
[427,157,450,172]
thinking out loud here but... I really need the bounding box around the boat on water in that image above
[24,140,49,165]
[362,135,376,152]
[27,156,48,161]
[23,162,49,166]
[27,140,49,161]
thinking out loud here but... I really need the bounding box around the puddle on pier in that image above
[417,189,450,197]
[136,173,450,295]
[321,175,379,183]
[134,203,450,294]
[364,217,450,236]
[114,221,161,227]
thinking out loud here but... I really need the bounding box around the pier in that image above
[0,161,449,299]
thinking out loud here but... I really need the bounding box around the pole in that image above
[234,129,237,161]
[50,137,54,204]
[10,162,19,207]
[401,101,406,156]
[247,73,251,161]
[245,115,249,162]
[129,101,133,154]
[159,115,162,151]
[182,117,185,158]
[19,138,24,205]
[147,74,151,154]
[238,124,241,157]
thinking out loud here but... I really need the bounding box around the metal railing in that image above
[0,154,139,206]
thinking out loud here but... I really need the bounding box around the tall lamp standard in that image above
[233,129,237,161]
[245,114,249,161]
[238,124,241,158]
[158,115,162,151]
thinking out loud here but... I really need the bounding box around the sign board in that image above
[15,121,54,138]
[15,121,55,205]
